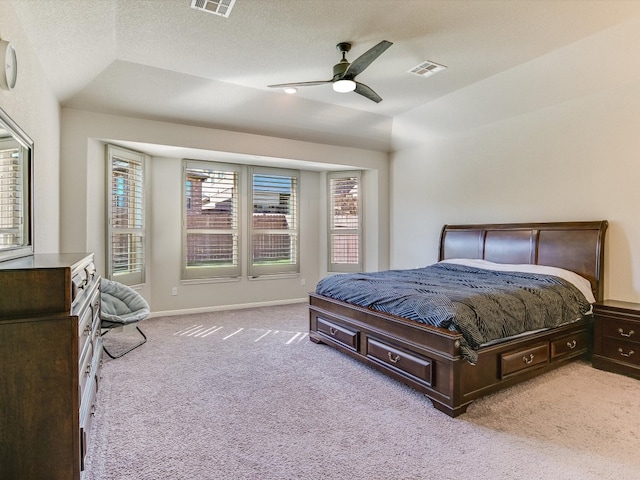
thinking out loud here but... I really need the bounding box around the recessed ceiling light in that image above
[283,87,298,94]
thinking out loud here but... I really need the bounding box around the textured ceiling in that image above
[11,0,640,153]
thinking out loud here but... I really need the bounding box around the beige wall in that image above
[12,0,637,309]
[0,2,61,254]
[60,109,390,314]
[390,17,640,302]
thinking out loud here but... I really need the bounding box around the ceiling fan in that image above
[268,40,393,103]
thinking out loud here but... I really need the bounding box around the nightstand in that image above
[592,300,640,379]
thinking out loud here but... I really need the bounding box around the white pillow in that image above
[440,258,596,304]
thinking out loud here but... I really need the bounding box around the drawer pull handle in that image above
[388,352,401,364]
[329,327,338,336]
[522,354,534,364]
[618,348,635,358]
[566,340,577,349]
[618,328,635,338]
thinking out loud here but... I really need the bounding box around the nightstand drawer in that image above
[602,320,639,344]
[601,339,639,366]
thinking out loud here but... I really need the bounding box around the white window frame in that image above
[106,145,146,285]
[248,166,299,277]
[328,170,363,273]
[182,160,242,280]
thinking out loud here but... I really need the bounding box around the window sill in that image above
[248,273,299,281]
[181,276,241,285]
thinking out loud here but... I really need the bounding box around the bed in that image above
[309,221,608,417]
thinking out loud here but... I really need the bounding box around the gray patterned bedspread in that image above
[315,262,591,363]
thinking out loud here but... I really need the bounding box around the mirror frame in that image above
[0,107,34,261]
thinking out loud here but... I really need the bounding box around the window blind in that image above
[0,144,23,247]
[107,145,145,285]
[328,171,362,272]
[183,161,241,279]
[249,168,299,277]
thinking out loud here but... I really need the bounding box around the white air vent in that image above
[190,0,236,18]
[408,60,447,77]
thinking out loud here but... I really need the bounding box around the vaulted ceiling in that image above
[12,0,640,152]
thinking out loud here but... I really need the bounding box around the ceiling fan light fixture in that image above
[283,87,298,94]
[333,79,356,93]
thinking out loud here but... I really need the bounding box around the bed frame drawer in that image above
[366,338,433,387]
[501,342,549,378]
[316,317,359,351]
[551,331,589,359]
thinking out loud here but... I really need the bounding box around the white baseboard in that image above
[147,297,307,318]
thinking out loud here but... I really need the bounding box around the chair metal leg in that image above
[101,325,147,359]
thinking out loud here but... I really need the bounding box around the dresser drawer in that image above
[501,342,549,378]
[366,338,433,387]
[90,284,101,322]
[78,341,94,403]
[316,317,359,351]
[602,319,639,344]
[79,371,99,475]
[80,308,103,411]
[601,339,639,366]
[78,306,93,355]
[551,331,589,359]
[71,268,89,305]
[84,261,97,284]
[77,285,100,352]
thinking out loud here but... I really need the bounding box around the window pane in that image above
[111,233,144,274]
[183,163,240,279]
[331,234,359,264]
[252,174,294,217]
[251,232,296,264]
[111,158,143,229]
[330,177,359,229]
[249,168,299,276]
[186,232,238,267]
[328,172,362,272]
[107,145,145,284]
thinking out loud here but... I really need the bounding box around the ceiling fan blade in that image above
[345,40,392,78]
[354,82,382,103]
[268,80,332,88]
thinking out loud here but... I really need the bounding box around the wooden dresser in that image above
[0,253,102,480]
[592,300,640,379]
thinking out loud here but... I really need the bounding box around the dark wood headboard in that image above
[439,221,608,301]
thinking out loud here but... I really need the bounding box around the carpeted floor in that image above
[86,303,640,480]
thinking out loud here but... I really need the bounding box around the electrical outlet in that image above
[171,287,178,296]
[300,278,306,286]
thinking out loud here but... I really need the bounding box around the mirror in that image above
[0,107,33,261]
